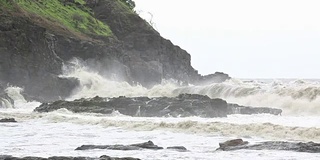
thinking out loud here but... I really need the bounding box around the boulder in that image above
[167,146,188,151]
[217,139,249,150]
[0,118,17,123]
[75,140,163,150]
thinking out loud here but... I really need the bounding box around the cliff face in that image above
[0,0,229,102]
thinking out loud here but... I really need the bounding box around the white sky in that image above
[134,0,320,78]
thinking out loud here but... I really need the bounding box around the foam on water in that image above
[59,59,320,115]
[172,79,320,115]
[60,58,178,100]
[3,119,320,160]
[2,59,320,159]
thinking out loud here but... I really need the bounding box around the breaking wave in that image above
[173,79,320,115]
[0,86,41,111]
[5,109,318,142]
[60,58,178,100]
[59,59,320,115]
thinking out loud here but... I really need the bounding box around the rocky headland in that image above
[0,0,229,102]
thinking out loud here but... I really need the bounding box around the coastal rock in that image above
[35,94,229,118]
[0,155,140,160]
[227,103,282,115]
[167,146,188,151]
[0,118,17,123]
[217,139,320,153]
[35,94,282,117]
[0,0,227,102]
[75,140,163,150]
[217,139,249,150]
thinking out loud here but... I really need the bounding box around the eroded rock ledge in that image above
[0,155,139,160]
[217,139,320,153]
[75,140,187,152]
[34,94,282,117]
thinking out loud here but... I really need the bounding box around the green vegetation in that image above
[5,0,112,37]
[120,0,135,11]
[0,0,14,11]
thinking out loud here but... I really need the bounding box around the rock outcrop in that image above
[0,118,17,123]
[217,139,320,153]
[0,0,230,102]
[227,103,282,115]
[0,155,140,160]
[76,140,163,150]
[35,94,229,117]
[75,140,187,152]
[34,94,282,117]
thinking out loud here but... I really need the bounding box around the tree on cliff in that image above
[120,0,135,10]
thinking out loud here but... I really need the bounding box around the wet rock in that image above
[227,103,282,115]
[0,155,140,160]
[35,94,282,117]
[217,139,249,150]
[167,146,188,151]
[0,118,17,123]
[76,140,163,151]
[99,155,140,160]
[217,139,320,153]
[35,94,229,118]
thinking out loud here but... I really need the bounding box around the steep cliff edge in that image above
[0,0,229,102]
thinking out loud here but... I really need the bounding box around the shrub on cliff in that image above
[120,0,135,10]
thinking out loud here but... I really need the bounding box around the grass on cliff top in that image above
[12,0,112,37]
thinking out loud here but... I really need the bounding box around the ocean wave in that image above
[33,110,320,142]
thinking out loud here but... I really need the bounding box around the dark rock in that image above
[0,118,17,123]
[130,141,163,150]
[217,139,249,150]
[35,94,282,117]
[75,140,163,150]
[227,103,282,115]
[197,72,231,85]
[35,94,229,118]
[167,146,188,151]
[0,155,140,160]
[99,155,140,160]
[217,139,320,153]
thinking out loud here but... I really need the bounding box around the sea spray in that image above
[60,58,179,100]
[1,86,41,111]
[59,58,320,115]
[172,79,320,115]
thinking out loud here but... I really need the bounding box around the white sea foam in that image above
[60,59,320,115]
[60,58,178,100]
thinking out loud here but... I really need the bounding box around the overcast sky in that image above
[134,0,320,79]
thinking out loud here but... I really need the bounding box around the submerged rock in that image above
[167,146,188,151]
[227,103,282,115]
[217,139,320,153]
[0,155,140,160]
[217,139,249,150]
[0,118,17,123]
[35,94,282,117]
[76,140,163,151]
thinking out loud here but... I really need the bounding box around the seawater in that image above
[1,61,320,159]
